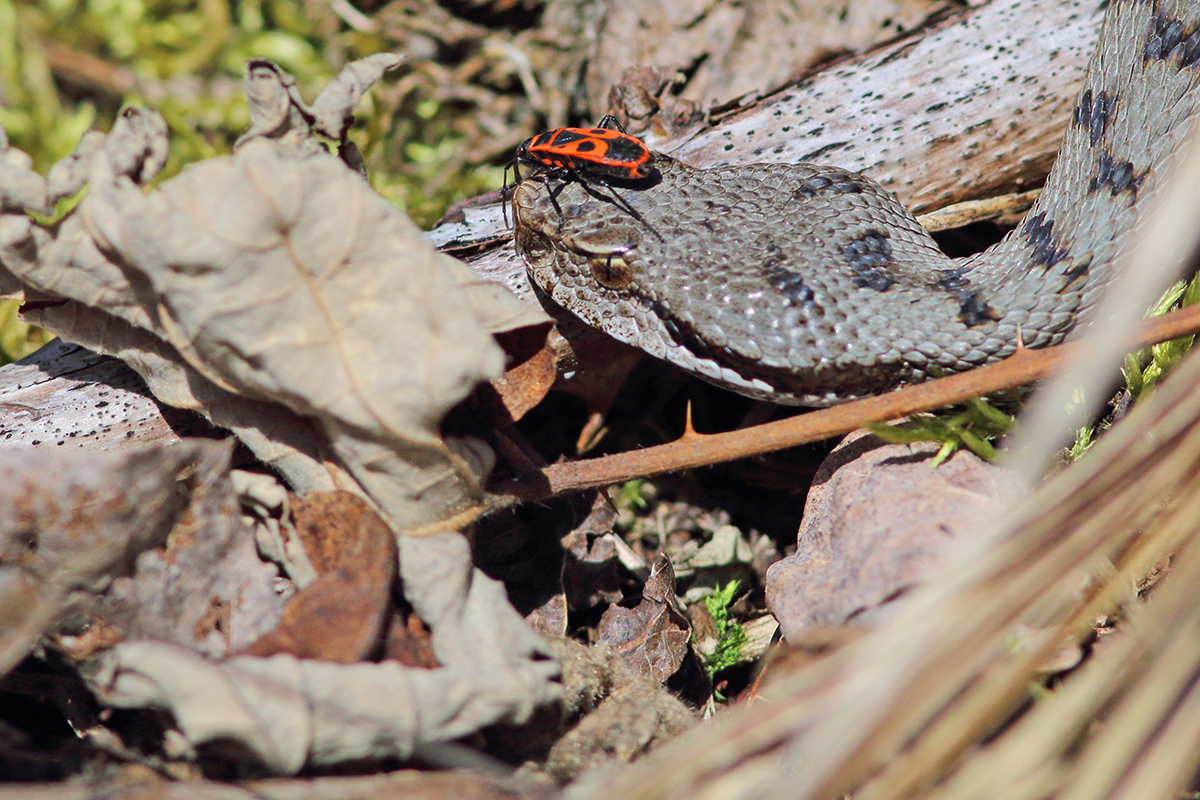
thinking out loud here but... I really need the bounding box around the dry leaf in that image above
[0,142,48,216]
[88,447,288,659]
[88,639,560,775]
[488,325,559,423]
[0,57,563,761]
[0,441,274,673]
[0,771,557,800]
[241,492,397,663]
[80,136,502,530]
[765,431,1022,639]
[525,593,569,637]
[4,57,546,532]
[596,555,691,683]
[396,533,554,671]
[381,612,439,669]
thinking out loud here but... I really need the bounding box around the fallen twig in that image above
[491,302,1200,503]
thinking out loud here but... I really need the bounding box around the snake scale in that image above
[512,0,1200,406]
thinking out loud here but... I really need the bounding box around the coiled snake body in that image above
[513,0,1200,406]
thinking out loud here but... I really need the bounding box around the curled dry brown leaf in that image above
[596,555,691,684]
[240,492,398,664]
[89,637,559,775]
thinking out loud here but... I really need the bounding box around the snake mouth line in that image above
[636,295,919,405]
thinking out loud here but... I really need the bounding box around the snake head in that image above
[509,156,991,405]
[509,156,827,403]
[511,169,667,357]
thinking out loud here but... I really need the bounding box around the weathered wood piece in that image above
[0,339,183,450]
[672,0,1100,213]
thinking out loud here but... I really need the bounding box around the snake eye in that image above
[589,254,635,289]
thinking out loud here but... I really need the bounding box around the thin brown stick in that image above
[491,303,1200,502]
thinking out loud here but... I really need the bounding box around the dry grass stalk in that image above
[926,481,1200,800]
[578,301,1200,800]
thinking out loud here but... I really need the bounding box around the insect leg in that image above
[571,173,664,242]
[500,159,523,229]
[596,114,627,133]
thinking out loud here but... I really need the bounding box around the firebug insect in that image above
[515,114,653,182]
[502,115,660,238]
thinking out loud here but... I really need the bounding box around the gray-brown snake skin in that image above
[513,0,1200,406]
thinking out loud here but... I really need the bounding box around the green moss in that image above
[868,395,1014,464]
[1072,274,1200,461]
[1122,273,1200,399]
[0,299,53,365]
[699,580,749,697]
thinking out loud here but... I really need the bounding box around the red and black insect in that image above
[503,115,660,237]
[514,114,654,182]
